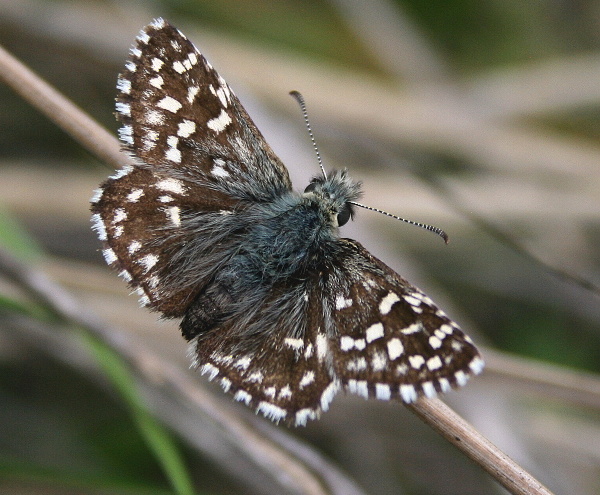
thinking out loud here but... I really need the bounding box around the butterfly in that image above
[91,18,483,426]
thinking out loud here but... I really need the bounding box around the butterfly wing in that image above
[186,238,482,426]
[92,19,483,426]
[325,239,483,401]
[91,18,292,315]
[189,279,341,426]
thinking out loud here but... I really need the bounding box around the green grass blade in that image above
[82,332,196,495]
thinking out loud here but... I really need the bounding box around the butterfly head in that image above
[303,169,362,228]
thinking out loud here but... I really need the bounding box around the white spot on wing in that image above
[455,370,468,387]
[113,208,127,223]
[340,336,354,351]
[429,335,443,349]
[409,354,425,369]
[469,356,485,375]
[149,75,164,88]
[165,136,181,163]
[234,356,252,370]
[348,379,369,399]
[118,125,133,145]
[316,333,328,361]
[146,275,160,289]
[150,18,166,29]
[90,188,103,203]
[438,378,451,393]
[145,110,164,126]
[371,351,387,372]
[400,384,417,403]
[187,86,200,103]
[320,380,340,410]
[211,162,230,178]
[246,371,264,383]
[440,324,454,335]
[177,119,196,137]
[91,214,107,241]
[138,293,150,307]
[304,343,314,359]
[365,323,384,343]
[404,294,421,307]
[427,355,443,371]
[217,76,231,101]
[137,30,150,44]
[138,254,159,273]
[335,294,353,310]
[102,248,117,264]
[172,60,186,74]
[278,385,292,400]
[127,189,144,202]
[156,178,186,195]
[128,241,142,254]
[216,86,229,107]
[110,164,133,180]
[284,338,304,350]
[151,57,164,71]
[295,408,316,426]
[257,402,287,422]
[166,206,181,226]
[396,363,409,375]
[220,377,231,393]
[346,357,367,371]
[402,322,423,335]
[115,102,130,116]
[299,371,315,388]
[379,291,400,315]
[199,363,219,380]
[117,77,131,94]
[157,96,182,113]
[387,338,404,360]
[233,390,252,405]
[422,381,437,398]
[375,383,391,400]
[206,109,232,132]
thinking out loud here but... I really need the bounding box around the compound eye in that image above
[304,182,318,193]
[337,204,352,227]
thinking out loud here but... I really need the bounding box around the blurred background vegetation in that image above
[1,0,599,494]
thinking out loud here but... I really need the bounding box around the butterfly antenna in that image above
[289,91,447,244]
[350,201,449,244]
[290,90,327,178]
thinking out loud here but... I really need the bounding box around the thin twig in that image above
[406,398,554,495]
[0,42,131,172]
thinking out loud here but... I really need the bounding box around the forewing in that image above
[115,18,291,197]
[91,18,292,315]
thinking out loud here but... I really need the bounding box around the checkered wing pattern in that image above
[91,18,483,426]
